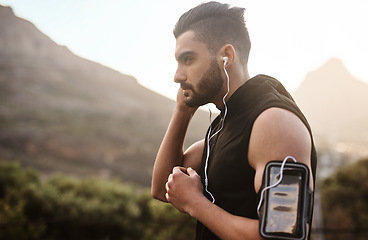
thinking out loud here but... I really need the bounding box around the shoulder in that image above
[248,107,312,174]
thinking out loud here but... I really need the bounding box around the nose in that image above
[174,65,186,83]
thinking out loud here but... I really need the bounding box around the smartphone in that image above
[259,161,312,240]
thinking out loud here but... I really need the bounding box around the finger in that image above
[172,166,183,174]
[165,181,169,191]
[168,173,173,182]
[165,192,170,201]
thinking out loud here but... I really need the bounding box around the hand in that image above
[175,88,198,115]
[165,167,204,214]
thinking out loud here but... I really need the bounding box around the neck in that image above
[213,65,250,109]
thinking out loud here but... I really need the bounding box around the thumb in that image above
[187,167,198,176]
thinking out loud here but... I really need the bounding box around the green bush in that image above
[321,157,368,240]
[0,161,195,240]
[0,161,44,240]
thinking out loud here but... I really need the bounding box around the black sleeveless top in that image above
[195,75,317,240]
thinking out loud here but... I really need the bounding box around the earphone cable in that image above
[256,156,298,216]
[204,60,230,204]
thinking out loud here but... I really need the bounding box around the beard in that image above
[182,59,224,108]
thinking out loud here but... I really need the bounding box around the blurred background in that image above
[0,0,367,239]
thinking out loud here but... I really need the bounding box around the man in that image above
[151,2,317,239]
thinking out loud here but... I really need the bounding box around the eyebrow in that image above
[176,51,196,62]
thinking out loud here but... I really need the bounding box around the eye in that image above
[183,56,193,65]
[176,51,196,66]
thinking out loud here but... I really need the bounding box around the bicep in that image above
[248,108,313,193]
[182,139,204,172]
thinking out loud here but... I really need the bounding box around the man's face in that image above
[174,31,224,107]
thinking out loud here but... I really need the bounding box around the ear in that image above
[218,44,236,67]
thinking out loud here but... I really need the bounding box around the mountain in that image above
[0,5,209,186]
[293,58,368,145]
[3,4,367,187]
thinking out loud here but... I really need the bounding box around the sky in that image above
[1,0,367,100]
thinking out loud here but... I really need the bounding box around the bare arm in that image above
[248,107,314,192]
[165,107,313,239]
[151,89,204,202]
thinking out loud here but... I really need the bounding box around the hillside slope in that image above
[293,58,368,144]
[0,5,209,186]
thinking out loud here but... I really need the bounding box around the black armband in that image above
[258,160,314,240]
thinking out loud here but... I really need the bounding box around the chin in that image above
[184,98,198,108]
[185,98,207,108]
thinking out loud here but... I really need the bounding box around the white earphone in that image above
[203,56,230,204]
[222,56,228,64]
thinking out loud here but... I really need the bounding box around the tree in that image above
[321,157,368,240]
[0,161,196,239]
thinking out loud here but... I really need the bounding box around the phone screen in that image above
[264,167,304,237]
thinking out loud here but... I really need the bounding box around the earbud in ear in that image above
[222,57,228,64]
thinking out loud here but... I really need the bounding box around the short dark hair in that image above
[173,1,251,64]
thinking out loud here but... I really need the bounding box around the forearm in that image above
[151,107,194,201]
[189,196,264,240]
[193,200,309,240]
[165,168,264,239]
